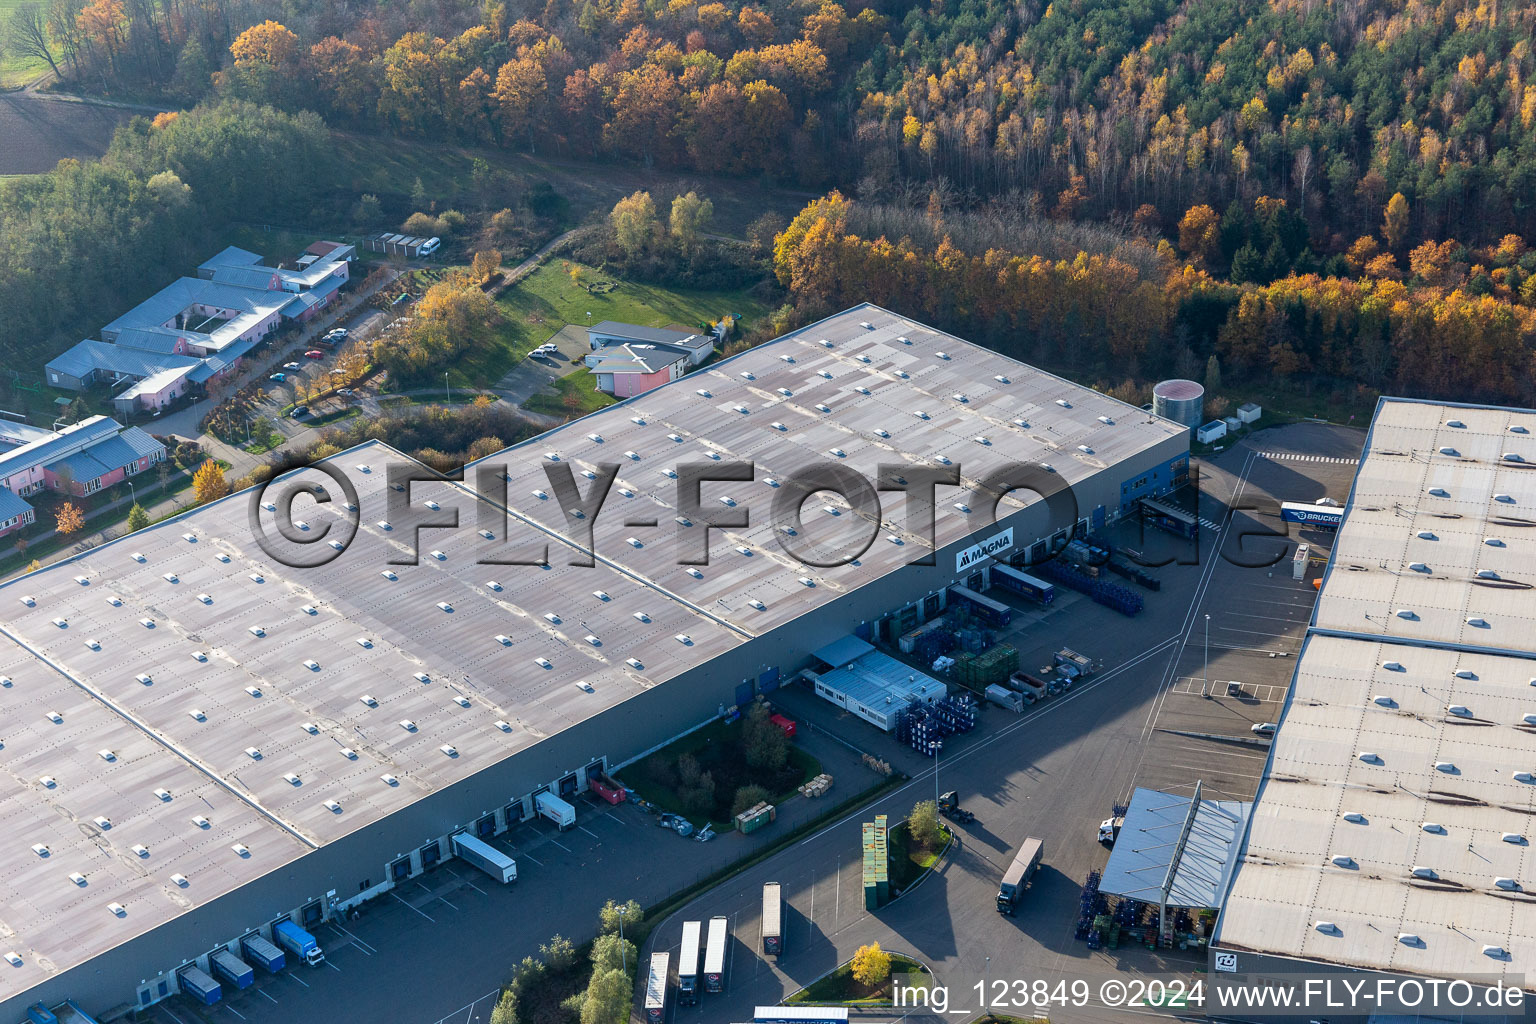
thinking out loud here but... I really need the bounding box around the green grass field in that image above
[787,953,934,1006]
[447,258,767,388]
[0,0,49,87]
[522,372,616,418]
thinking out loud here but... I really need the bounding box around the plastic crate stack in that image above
[894,694,977,754]
[862,815,890,909]
[1035,561,1144,616]
[1075,869,1108,942]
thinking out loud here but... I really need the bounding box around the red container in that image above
[590,774,626,805]
[769,714,797,738]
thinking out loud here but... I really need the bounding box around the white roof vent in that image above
[1523,713,1536,725]
[138,618,155,629]
[1493,877,1519,890]
[770,421,787,432]
[895,369,909,378]
[627,537,643,548]
[898,336,911,344]
[1438,446,1459,456]
[413,671,431,684]
[92,816,111,830]
[360,694,378,707]
[936,350,950,359]
[798,576,816,587]
[31,844,49,857]
[495,720,512,732]
[1342,812,1366,823]
[323,799,341,813]
[171,873,188,887]
[196,592,212,604]
[3,952,20,966]
[631,415,646,425]
[424,498,442,509]
[748,598,766,610]
[248,625,266,637]
[73,575,89,586]
[440,745,458,757]
[182,533,196,542]
[951,392,967,403]
[685,567,703,578]
[576,680,595,692]
[45,711,62,724]
[593,589,610,601]
[356,637,374,648]
[131,844,149,858]
[662,468,677,479]
[494,634,513,646]
[534,657,552,669]
[1422,822,1446,834]
[154,788,171,801]
[818,369,833,379]
[1410,866,1436,879]
[105,596,121,607]
[913,410,929,420]
[245,747,262,760]
[283,773,300,785]
[532,489,548,500]
[1373,695,1397,707]
[399,720,417,732]
[1358,752,1382,764]
[1314,921,1340,934]
[83,638,99,650]
[303,659,320,671]
[1477,569,1500,579]
[452,695,472,708]
[1447,704,1471,716]
[300,721,317,734]
[674,634,694,646]
[623,450,642,462]
[695,388,712,398]
[1518,771,1535,783]
[380,569,398,581]
[854,385,870,394]
[587,432,604,443]
[214,553,230,563]
[98,749,116,762]
[428,550,445,561]
[544,612,562,624]
[734,404,749,413]
[584,635,601,647]
[486,581,503,592]
[191,815,210,829]
[873,428,889,438]
[739,371,756,380]
[1077,445,1095,454]
[51,617,67,628]
[230,844,249,857]
[135,673,152,686]
[108,902,126,916]
[828,448,846,458]
[377,521,393,531]
[779,354,795,363]
[954,503,972,514]
[815,403,831,413]
[381,774,398,786]
[189,709,207,722]
[437,601,453,612]
[248,572,265,583]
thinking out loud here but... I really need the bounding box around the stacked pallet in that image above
[735,801,776,834]
[798,773,835,797]
[861,753,893,776]
[862,814,891,909]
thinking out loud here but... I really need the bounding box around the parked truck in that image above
[677,920,702,1005]
[451,831,517,883]
[209,949,254,990]
[984,683,1024,712]
[644,952,669,1023]
[762,882,783,958]
[1005,671,1047,704]
[273,919,324,966]
[995,837,1045,915]
[704,915,729,992]
[240,933,286,973]
[177,966,221,1006]
[535,790,576,830]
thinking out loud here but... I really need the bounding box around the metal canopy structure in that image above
[1099,785,1251,938]
[810,634,875,669]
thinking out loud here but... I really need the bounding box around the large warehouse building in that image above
[1212,397,1536,1014]
[0,304,1190,1018]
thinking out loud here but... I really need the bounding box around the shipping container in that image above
[1292,543,1310,580]
[644,952,669,1022]
[991,564,1056,604]
[209,949,254,989]
[240,933,286,973]
[177,966,221,1006]
[996,837,1045,915]
[762,882,783,957]
[985,683,1023,712]
[451,831,517,883]
[677,920,702,1005]
[946,585,1013,627]
[703,916,729,992]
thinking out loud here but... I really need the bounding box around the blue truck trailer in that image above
[177,966,221,1005]
[241,932,286,973]
[1280,501,1343,529]
[273,919,325,965]
[210,949,255,989]
[990,564,1056,605]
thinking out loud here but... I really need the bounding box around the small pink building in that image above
[590,345,688,398]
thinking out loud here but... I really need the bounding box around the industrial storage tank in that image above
[1152,379,1205,433]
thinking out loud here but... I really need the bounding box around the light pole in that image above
[933,739,941,808]
[984,955,991,1008]
[125,481,135,508]
[1202,613,1211,697]
[444,372,450,404]
[617,906,628,976]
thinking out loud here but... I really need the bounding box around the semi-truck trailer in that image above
[535,790,576,830]
[985,683,1023,712]
[273,919,324,965]
[209,949,254,989]
[644,952,669,1023]
[1280,500,1343,529]
[762,882,783,958]
[240,933,286,973]
[704,915,728,992]
[996,837,1044,915]
[177,966,221,1005]
[990,564,1056,605]
[451,831,517,883]
[677,920,702,1005]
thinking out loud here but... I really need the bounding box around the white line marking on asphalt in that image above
[834,854,840,919]
[579,825,602,840]
[429,989,500,1024]
[437,895,459,910]
[326,960,342,972]
[808,877,816,945]
[462,877,488,896]
[226,1006,247,1020]
[287,973,310,989]
[548,838,572,852]
[162,1008,188,1024]
[330,921,376,954]
[259,989,279,1004]
[523,853,544,866]
[604,811,626,825]
[392,891,435,922]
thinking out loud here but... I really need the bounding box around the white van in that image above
[418,237,441,257]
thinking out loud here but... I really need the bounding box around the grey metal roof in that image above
[0,421,62,448]
[0,418,123,482]
[591,344,687,375]
[46,341,203,382]
[0,486,34,520]
[197,246,262,271]
[117,427,165,461]
[102,277,290,354]
[1098,786,1249,909]
[0,303,1184,996]
[1215,397,1536,988]
[811,634,875,668]
[588,322,700,346]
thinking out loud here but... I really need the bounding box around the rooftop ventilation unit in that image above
[1314,921,1340,934]
[1382,661,1403,671]
[534,657,552,669]
[1416,531,1437,541]
[131,844,149,858]
[1503,833,1527,844]
[51,617,67,628]
[749,598,766,610]
[770,422,788,432]
[190,709,207,722]
[874,429,889,438]
[196,593,212,604]
[685,567,704,578]
[584,635,601,647]
[695,389,712,398]
[399,720,417,732]
[323,800,342,813]
[1446,419,1465,428]
[818,370,833,379]
[248,626,266,637]
[703,450,721,460]
[935,455,952,465]
[798,576,816,587]
[1078,445,1095,454]
[1487,537,1506,547]
[1399,933,1423,946]
[1439,446,1459,456]
[135,673,152,685]
[1447,704,1471,716]
[192,815,210,829]
[626,658,644,669]
[283,773,300,785]
[627,537,643,548]
[675,634,694,646]
[739,371,756,381]
[1373,695,1397,707]
[340,748,357,759]
[764,477,779,487]
[486,581,503,592]
[301,722,317,733]
[825,336,838,346]
[428,550,445,561]
[46,711,63,723]
[954,503,971,514]
[495,720,512,732]
[154,788,171,801]
[139,618,155,629]
[357,637,374,648]
[1410,866,1436,879]
[895,370,909,379]
[248,573,265,583]
[381,570,398,581]
[1513,425,1530,434]
[105,596,121,607]
[587,433,604,443]
[413,671,431,683]
[92,816,111,830]
[1342,812,1366,823]
[130,552,146,563]
[662,468,677,479]
[1504,453,1525,462]
[214,553,230,564]
[98,749,116,762]
[780,354,795,363]
[631,415,646,425]
[377,521,393,531]
[542,454,559,464]
[1427,487,1448,497]
[576,681,595,692]
[1493,878,1519,891]
[734,404,749,414]
[381,774,398,786]
[171,873,188,887]
[815,403,831,413]
[828,448,846,458]
[582,470,595,480]
[1422,822,1445,834]
[1056,399,1071,408]
[1358,752,1382,764]
[74,575,89,586]
[936,351,950,360]
[951,393,968,403]
[71,871,91,885]
[857,356,871,364]
[303,659,320,671]
[1477,570,1500,579]
[974,436,991,446]
[1467,617,1489,627]
[31,844,48,857]
[108,903,126,917]
[437,602,453,613]
[182,533,196,543]
[360,694,378,707]
[19,595,35,607]
[453,695,472,707]
[1395,609,1417,619]
[231,844,249,858]
[440,745,458,757]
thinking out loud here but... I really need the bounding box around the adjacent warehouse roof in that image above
[1216,397,1536,988]
[1099,786,1250,909]
[0,303,1186,998]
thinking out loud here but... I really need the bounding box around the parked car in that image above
[304,349,324,359]
[290,406,308,419]
[283,362,301,370]
[325,327,348,340]
[337,388,354,396]
[269,372,287,382]
[1251,722,1277,736]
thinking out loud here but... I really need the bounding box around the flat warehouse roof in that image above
[0,303,1185,998]
[1216,397,1536,989]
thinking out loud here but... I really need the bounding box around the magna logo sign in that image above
[956,528,1014,572]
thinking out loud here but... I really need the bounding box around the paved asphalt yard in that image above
[143,423,1364,1024]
